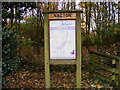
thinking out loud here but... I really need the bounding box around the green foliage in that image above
[82,35,94,46]
[102,24,120,46]
[84,23,120,47]
[19,16,44,46]
[2,27,21,76]
[20,37,34,46]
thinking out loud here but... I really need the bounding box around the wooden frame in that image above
[43,10,82,88]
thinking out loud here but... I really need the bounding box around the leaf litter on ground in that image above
[3,69,114,88]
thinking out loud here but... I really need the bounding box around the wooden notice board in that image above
[43,10,82,88]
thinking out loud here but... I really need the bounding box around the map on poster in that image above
[50,20,76,59]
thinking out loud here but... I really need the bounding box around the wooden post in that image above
[118,58,120,89]
[76,12,82,88]
[44,13,50,88]
[115,60,119,87]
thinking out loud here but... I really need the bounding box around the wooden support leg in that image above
[44,13,50,88]
[118,58,120,89]
[45,61,50,88]
[76,12,81,88]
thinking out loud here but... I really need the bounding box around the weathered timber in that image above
[43,10,83,14]
[118,59,120,90]
[76,12,82,88]
[50,60,76,65]
[89,50,120,89]
[89,69,115,84]
[91,61,119,74]
[89,50,120,61]
[44,13,50,88]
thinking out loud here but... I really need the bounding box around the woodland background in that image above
[2,1,120,88]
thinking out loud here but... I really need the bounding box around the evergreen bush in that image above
[2,27,21,77]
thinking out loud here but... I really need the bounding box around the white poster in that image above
[50,20,76,59]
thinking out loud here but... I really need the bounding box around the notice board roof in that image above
[43,10,83,14]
